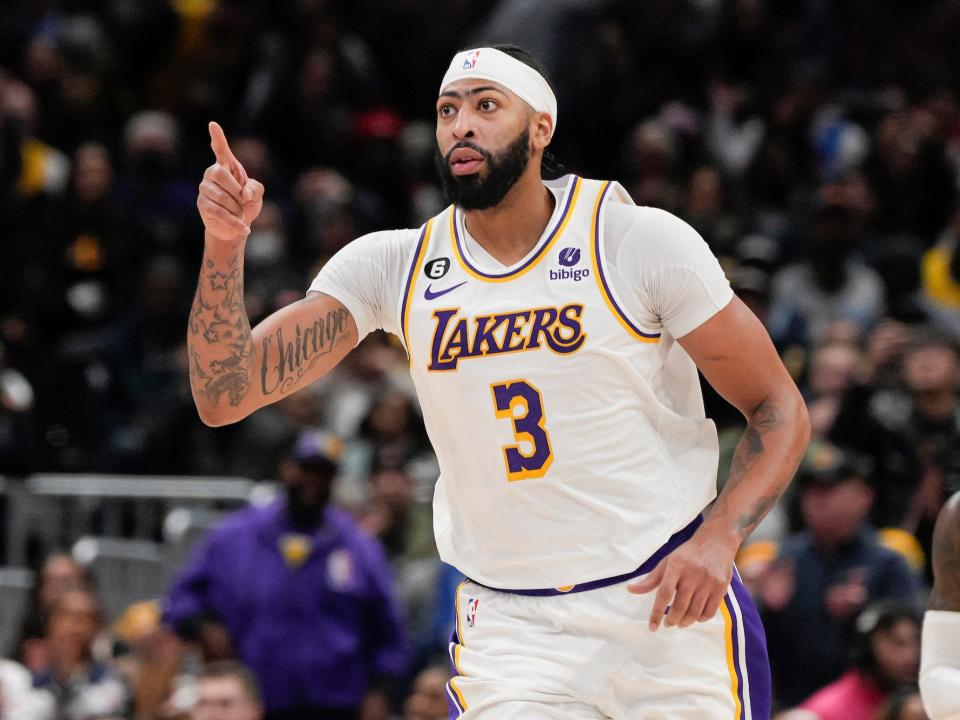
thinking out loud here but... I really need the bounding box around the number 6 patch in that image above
[425,257,450,279]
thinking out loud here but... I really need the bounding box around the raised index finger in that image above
[208,121,249,185]
[208,121,236,166]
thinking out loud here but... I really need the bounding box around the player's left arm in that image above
[630,296,810,630]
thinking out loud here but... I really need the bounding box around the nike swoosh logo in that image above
[424,281,467,300]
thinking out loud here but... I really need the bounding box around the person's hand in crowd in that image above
[905,458,944,529]
[855,320,911,384]
[20,638,49,674]
[359,501,394,540]
[824,568,867,620]
[198,621,235,662]
[197,121,265,248]
[757,557,796,612]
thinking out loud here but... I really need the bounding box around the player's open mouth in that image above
[450,148,485,175]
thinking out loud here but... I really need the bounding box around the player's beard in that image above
[435,127,531,210]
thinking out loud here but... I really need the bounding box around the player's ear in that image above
[531,111,553,149]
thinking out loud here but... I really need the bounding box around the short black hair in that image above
[473,44,565,179]
[199,660,263,704]
[854,601,921,680]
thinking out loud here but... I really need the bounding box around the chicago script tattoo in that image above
[260,307,349,395]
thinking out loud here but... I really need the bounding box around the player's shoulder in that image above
[320,228,424,279]
[602,200,713,266]
[342,227,423,255]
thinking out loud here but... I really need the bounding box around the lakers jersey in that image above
[397,176,721,589]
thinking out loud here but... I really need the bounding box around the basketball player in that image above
[920,492,960,719]
[189,45,810,718]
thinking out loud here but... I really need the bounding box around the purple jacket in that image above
[163,501,408,711]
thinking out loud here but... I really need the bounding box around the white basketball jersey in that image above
[399,175,719,589]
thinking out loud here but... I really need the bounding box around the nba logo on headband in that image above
[441,47,558,135]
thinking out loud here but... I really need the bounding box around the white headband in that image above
[440,48,557,135]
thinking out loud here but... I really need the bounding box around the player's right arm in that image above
[188,123,358,427]
[920,492,960,720]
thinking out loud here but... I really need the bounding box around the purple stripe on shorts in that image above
[731,570,772,720]
[446,626,464,718]
[470,515,703,596]
[724,594,747,719]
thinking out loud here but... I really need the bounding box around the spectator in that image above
[360,469,433,563]
[803,341,861,439]
[795,602,922,720]
[759,442,924,708]
[770,198,886,345]
[31,588,130,720]
[402,666,449,720]
[921,209,960,339]
[359,468,438,669]
[192,661,264,720]
[830,329,960,559]
[164,430,408,720]
[12,553,94,673]
[112,600,196,720]
[116,111,198,259]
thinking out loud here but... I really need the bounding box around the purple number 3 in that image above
[490,379,554,481]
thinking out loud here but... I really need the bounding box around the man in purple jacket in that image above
[164,430,408,720]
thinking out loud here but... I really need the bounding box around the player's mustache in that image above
[444,141,493,165]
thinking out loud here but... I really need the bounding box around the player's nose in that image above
[451,107,477,139]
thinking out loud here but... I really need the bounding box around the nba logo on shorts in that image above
[463,50,480,69]
[466,598,480,627]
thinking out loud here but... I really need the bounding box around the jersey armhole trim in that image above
[590,181,662,343]
[399,219,434,359]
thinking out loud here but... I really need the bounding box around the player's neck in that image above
[462,172,555,267]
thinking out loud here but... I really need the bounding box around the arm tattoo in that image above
[712,399,786,540]
[260,307,350,396]
[188,254,254,407]
[930,494,960,611]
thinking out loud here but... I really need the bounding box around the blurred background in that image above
[1,0,959,719]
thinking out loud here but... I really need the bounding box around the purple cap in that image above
[288,430,343,470]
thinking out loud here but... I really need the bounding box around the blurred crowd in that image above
[2,0,960,718]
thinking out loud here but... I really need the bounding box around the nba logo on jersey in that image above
[466,598,480,627]
[463,50,481,69]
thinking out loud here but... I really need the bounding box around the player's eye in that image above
[438,104,456,118]
[478,99,498,112]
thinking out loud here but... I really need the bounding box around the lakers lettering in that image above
[428,304,586,371]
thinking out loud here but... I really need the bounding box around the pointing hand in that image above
[197,121,265,245]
